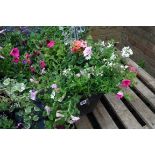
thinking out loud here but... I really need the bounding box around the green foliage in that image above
[0,27,136,128]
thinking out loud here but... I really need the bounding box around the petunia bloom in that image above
[47,40,55,48]
[71,40,83,52]
[121,79,131,88]
[12,57,20,63]
[83,46,92,60]
[116,91,124,99]
[40,60,46,69]
[29,90,38,100]
[10,48,20,58]
[22,59,27,64]
[51,84,57,89]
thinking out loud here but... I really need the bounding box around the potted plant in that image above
[0,27,137,129]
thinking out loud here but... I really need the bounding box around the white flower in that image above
[85,55,91,60]
[41,68,46,75]
[51,91,56,99]
[62,68,71,76]
[19,83,26,92]
[45,106,51,115]
[30,78,39,84]
[75,73,81,77]
[107,42,113,48]
[56,111,64,118]
[121,46,133,58]
[110,52,116,61]
[68,115,80,124]
[101,41,106,46]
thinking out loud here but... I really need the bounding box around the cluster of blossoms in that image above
[116,79,131,99]
[9,40,55,74]
[116,64,137,100]
[121,46,133,58]
[71,40,92,60]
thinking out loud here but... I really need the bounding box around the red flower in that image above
[40,60,46,69]
[121,79,131,88]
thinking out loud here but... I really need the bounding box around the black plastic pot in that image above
[77,94,102,116]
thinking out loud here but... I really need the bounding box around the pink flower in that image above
[51,84,57,89]
[80,40,87,48]
[29,90,38,100]
[12,57,20,63]
[121,79,131,88]
[10,48,20,58]
[40,60,46,69]
[83,47,92,60]
[25,53,31,59]
[116,91,124,99]
[129,66,137,73]
[47,40,55,48]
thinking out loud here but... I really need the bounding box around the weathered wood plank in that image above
[143,125,150,129]
[125,58,155,92]
[134,77,155,109]
[75,116,93,129]
[126,88,155,128]
[105,94,142,129]
[93,101,118,129]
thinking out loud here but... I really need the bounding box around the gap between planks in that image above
[105,94,143,129]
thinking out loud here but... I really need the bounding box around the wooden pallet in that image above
[76,58,155,129]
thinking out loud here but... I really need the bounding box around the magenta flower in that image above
[12,57,20,63]
[40,60,46,69]
[29,90,38,100]
[47,40,55,48]
[51,84,57,89]
[10,48,20,58]
[116,91,124,99]
[121,79,131,88]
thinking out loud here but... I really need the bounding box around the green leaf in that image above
[25,106,32,114]
[33,115,39,121]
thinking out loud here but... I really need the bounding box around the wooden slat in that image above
[134,78,155,109]
[143,125,149,129]
[105,94,142,129]
[125,58,155,92]
[93,101,118,129]
[126,88,155,128]
[75,116,93,129]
